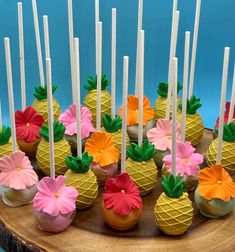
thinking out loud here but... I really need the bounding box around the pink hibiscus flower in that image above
[0,151,38,190]
[59,104,95,139]
[103,173,142,216]
[15,106,44,143]
[163,141,204,176]
[147,119,181,151]
[33,176,78,216]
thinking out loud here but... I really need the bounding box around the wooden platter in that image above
[0,129,235,252]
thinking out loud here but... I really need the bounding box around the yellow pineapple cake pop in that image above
[37,121,71,176]
[126,140,157,196]
[83,75,111,127]
[154,174,193,235]
[65,152,98,210]
[154,82,182,120]
[32,85,61,125]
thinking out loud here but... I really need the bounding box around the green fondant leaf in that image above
[162,174,186,198]
[33,85,57,100]
[102,114,122,133]
[178,95,202,115]
[215,122,235,142]
[39,120,65,142]
[127,140,157,162]
[83,74,109,91]
[0,126,11,145]
[65,152,93,173]
[157,82,182,97]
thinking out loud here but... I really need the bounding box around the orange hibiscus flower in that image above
[198,164,235,202]
[84,132,120,167]
[119,95,154,127]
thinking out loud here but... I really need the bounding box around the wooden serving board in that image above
[0,129,235,252]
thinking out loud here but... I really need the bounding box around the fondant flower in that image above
[198,164,235,201]
[215,102,235,128]
[84,132,119,166]
[119,95,154,126]
[103,173,142,216]
[163,141,203,176]
[0,151,38,190]
[59,104,95,139]
[33,176,78,216]
[147,119,181,151]
[15,106,44,143]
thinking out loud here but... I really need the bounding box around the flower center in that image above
[16,167,21,172]
[217,180,222,185]
[26,123,30,127]
[135,109,139,112]
[54,194,60,198]
[182,158,189,163]
[167,135,172,140]
[121,189,125,194]
[100,149,104,153]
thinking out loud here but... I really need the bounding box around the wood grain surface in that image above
[0,129,235,252]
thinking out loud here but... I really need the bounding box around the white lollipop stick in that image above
[217,47,230,164]
[188,0,201,99]
[46,58,55,178]
[228,62,235,123]
[96,22,102,131]
[111,8,117,119]
[0,100,2,129]
[32,0,45,87]
[4,38,17,152]
[95,0,99,75]
[171,57,178,176]
[166,10,180,119]
[74,38,82,157]
[181,31,190,142]
[121,56,129,174]
[43,15,50,59]
[138,30,144,147]
[68,0,75,103]
[135,0,143,96]
[18,2,26,111]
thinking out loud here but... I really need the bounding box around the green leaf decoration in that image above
[39,120,65,142]
[157,82,182,97]
[127,140,157,162]
[0,126,11,145]
[215,122,235,142]
[102,114,122,133]
[33,85,57,100]
[178,95,202,115]
[83,74,109,91]
[162,174,186,198]
[65,152,93,173]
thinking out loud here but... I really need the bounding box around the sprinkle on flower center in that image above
[26,123,30,127]
[16,167,21,172]
[183,158,189,163]
[121,189,125,194]
[135,109,139,112]
[217,180,222,185]
[167,135,172,140]
[54,194,60,198]
[100,149,104,153]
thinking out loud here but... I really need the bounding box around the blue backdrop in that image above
[0,0,235,128]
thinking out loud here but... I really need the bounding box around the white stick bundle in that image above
[121,56,129,174]
[228,62,235,123]
[46,58,55,178]
[32,0,45,86]
[181,31,190,142]
[217,47,230,164]
[74,38,82,157]
[138,30,144,147]
[18,2,26,111]
[188,0,201,99]
[111,8,117,119]
[4,38,17,152]
[96,22,102,131]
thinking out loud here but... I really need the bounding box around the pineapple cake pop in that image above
[0,127,13,158]
[37,121,71,176]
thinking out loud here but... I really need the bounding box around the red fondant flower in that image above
[103,173,142,216]
[15,106,44,143]
[215,102,235,128]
